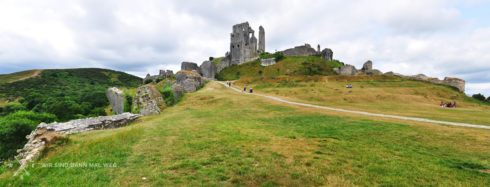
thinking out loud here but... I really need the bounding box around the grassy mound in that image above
[235,75,490,125]
[1,82,488,186]
[216,56,343,80]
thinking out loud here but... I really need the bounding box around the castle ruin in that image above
[229,22,264,65]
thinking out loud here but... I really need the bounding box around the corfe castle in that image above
[144,21,465,92]
[13,21,467,174]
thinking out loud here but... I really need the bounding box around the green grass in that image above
[1,82,488,186]
[0,70,41,84]
[216,56,343,80]
[235,75,490,125]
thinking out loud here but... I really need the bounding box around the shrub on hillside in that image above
[144,79,153,84]
[0,111,57,160]
[472,93,486,101]
[158,83,174,106]
[0,104,27,117]
[260,52,284,62]
[124,94,133,113]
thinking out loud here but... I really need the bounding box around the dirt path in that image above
[218,82,490,130]
[8,69,43,83]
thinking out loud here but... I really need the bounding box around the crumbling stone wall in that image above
[133,84,166,116]
[230,22,259,65]
[281,44,318,57]
[14,113,141,176]
[106,87,126,114]
[258,26,265,53]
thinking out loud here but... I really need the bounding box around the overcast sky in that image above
[1,0,489,96]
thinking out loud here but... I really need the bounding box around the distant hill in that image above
[216,56,343,80]
[0,68,142,121]
[0,69,42,85]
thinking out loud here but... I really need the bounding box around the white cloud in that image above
[0,0,489,95]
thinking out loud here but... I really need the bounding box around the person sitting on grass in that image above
[446,102,452,108]
[440,101,445,107]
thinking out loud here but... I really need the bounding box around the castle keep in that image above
[229,22,264,65]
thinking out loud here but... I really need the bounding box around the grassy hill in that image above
[216,56,343,80]
[234,75,490,125]
[1,82,488,186]
[0,68,142,120]
[0,68,142,160]
[0,69,43,85]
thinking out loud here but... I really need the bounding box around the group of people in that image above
[243,87,253,93]
[440,101,456,108]
[225,81,253,93]
[346,84,353,88]
[226,81,235,87]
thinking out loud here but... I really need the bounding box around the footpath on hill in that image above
[217,81,490,129]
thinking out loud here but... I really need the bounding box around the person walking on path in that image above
[249,87,253,93]
[243,87,246,92]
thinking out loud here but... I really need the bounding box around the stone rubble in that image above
[133,84,166,116]
[14,113,141,176]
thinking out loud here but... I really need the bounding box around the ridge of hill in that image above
[0,70,43,85]
[216,56,343,80]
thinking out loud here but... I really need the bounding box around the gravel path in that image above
[218,82,490,130]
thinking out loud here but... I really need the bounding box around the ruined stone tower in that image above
[258,26,265,53]
[230,22,259,65]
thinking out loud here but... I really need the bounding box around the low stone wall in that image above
[260,58,276,66]
[14,113,141,176]
[403,74,465,92]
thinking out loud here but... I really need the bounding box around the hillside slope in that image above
[0,70,43,85]
[217,56,343,80]
[235,75,490,125]
[0,68,143,160]
[1,82,488,186]
[0,68,142,120]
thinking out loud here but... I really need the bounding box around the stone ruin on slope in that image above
[334,60,466,92]
[217,22,265,72]
[14,113,141,176]
[216,22,335,72]
[143,69,174,84]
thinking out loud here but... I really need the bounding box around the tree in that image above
[0,111,57,159]
[472,93,486,101]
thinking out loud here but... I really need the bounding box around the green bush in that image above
[144,79,153,84]
[274,52,285,62]
[472,93,486,101]
[260,52,284,62]
[0,104,27,116]
[158,83,174,106]
[124,94,133,113]
[0,111,57,160]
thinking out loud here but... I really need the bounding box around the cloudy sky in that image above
[1,0,489,95]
